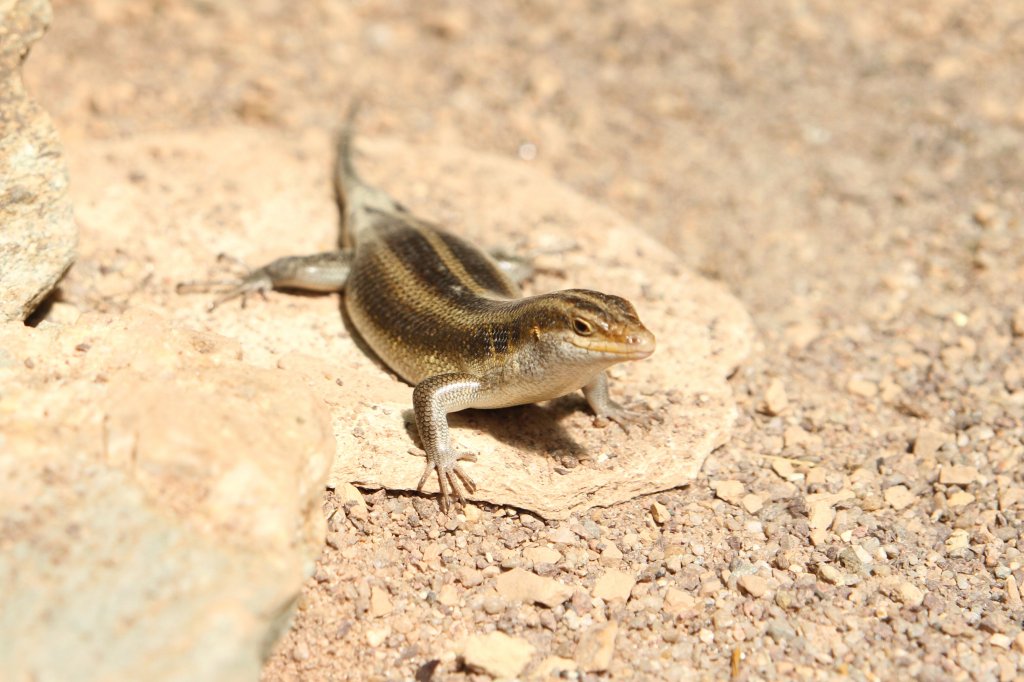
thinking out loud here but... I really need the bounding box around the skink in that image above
[180,112,656,512]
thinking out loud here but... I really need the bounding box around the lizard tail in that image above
[333,99,404,248]
[334,99,362,207]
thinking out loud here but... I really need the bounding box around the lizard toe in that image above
[417,449,477,513]
[595,401,659,434]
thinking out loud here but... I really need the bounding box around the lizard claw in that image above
[176,257,274,311]
[207,274,273,311]
[593,401,660,434]
[413,449,477,514]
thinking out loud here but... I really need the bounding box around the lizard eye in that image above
[572,317,594,336]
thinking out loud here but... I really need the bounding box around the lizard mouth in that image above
[573,330,656,359]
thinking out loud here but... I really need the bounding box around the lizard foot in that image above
[411,448,477,514]
[592,401,661,434]
[489,243,578,283]
[176,253,273,311]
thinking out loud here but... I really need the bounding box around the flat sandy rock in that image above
[65,127,753,519]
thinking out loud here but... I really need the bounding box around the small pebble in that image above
[808,500,835,531]
[973,201,998,226]
[548,527,576,544]
[1012,307,1024,337]
[1006,575,1022,608]
[338,482,368,511]
[737,574,768,598]
[990,633,1012,649]
[895,581,924,607]
[711,480,745,506]
[601,543,623,562]
[576,622,618,673]
[650,501,671,524]
[482,595,505,615]
[784,425,820,449]
[913,429,950,458]
[946,491,975,507]
[496,568,573,607]
[766,619,796,642]
[945,529,970,553]
[742,493,764,514]
[761,378,789,415]
[369,586,393,618]
[593,569,636,602]
[523,546,562,566]
[980,614,1009,634]
[847,376,878,398]
[365,627,390,647]
[437,584,459,606]
[884,485,915,511]
[939,465,979,486]
[663,587,695,613]
[463,631,534,678]
[458,567,484,587]
[817,564,843,585]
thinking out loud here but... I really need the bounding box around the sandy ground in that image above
[25,1,1024,680]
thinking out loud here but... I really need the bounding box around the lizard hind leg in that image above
[488,241,579,284]
[177,251,353,311]
[175,252,274,311]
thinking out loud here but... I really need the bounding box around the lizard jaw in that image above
[571,329,656,360]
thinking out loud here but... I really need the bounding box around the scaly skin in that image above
[179,111,656,513]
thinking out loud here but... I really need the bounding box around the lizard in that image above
[179,110,656,513]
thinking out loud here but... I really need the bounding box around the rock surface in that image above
[0,311,334,681]
[0,0,76,321]
[62,127,752,520]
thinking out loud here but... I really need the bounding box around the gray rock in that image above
[0,313,334,681]
[0,0,76,322]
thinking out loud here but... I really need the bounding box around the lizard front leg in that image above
[412,372,482,513]
[583,371,654,433]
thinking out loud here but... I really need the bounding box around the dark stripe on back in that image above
[347,224,523,373]
[378,225,497,304]
[434,230,519,298]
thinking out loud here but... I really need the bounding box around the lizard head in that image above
[523,289,655,364]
